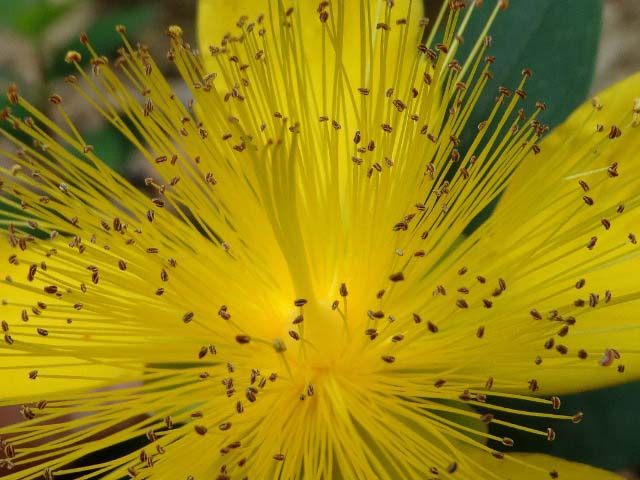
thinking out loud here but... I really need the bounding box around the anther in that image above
[546,428,556,441]
[288,330,300,341]
[608,125,622,139]
[194,425,208,435]
[480,413,494,423]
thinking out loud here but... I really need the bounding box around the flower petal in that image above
[0,248,126,399]
[445,72,640,395]
[461,447,625,480]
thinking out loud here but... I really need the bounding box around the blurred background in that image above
[1,0,639,477]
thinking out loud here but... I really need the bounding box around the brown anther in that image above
[528,379,539,392]
[529,309,542,320]
[605,290,612,303]
[572,411,584,423]
[480,413,494,424]
[218,422,232,431]
[618,364,625,373]
[427,321,438,333]
[476,326,485,338]
[389,272,404,282]
[455,298,468,309]
[482,299,493,308]
[288,330,300,341]
[582,195,594,206]
[48,94,62,105]
[235,334,251,344]
[273,454,285,461]
[194,425,208,435]
[7,84,19,104]
[608,125,622,139]
[515,88,527,99]
[544,338,555,350]
[578,349,588,359]
[586,236,597,250]
[575,278,585,289]
[550,396,561,410]
[447,462,457,474]
[381,355,396,364]
[502,437,514,447]
[434,379,446,388]
[546,428,556,441]
[599,348,617,367]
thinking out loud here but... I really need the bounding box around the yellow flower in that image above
[1,0,638,479]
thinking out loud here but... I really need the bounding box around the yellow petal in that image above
[0,244,125,400]
[461,446,625,480]
[443,72,640,395]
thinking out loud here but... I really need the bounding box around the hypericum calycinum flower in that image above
[0,0,638,478]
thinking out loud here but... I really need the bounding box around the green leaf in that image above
[461,0,602,131]
[454,0,602,233]
[0,0,75,40]
[490,382,640,471]
[50,4,159,77]
[82,127,132,173]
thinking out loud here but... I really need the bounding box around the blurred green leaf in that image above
[83,127,132,173]
[0,0,75,40]
[50,4,159,76]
